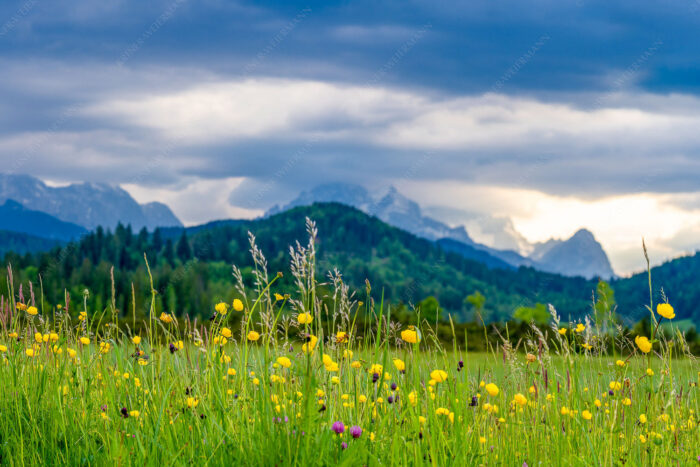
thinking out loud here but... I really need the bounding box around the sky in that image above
[2,0,700,275]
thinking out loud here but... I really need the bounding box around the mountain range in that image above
[0,173,182,231]
[0,174,614,280]
[267,183,615,280]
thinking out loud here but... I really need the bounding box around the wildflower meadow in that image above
[0,220,697,466]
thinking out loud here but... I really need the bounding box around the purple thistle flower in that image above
[349,425,362,439]
[120,407,129,418]
[470,396,478,407]
[608,390,614,396]
[387,396,394,404]
[341,441,348,450]
[372,373,379,383]
[458,360,464,368]
[391,382,397,391]
[332,421,345,434]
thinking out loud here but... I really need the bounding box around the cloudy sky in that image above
[2,0,700,274]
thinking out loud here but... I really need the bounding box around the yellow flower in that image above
[358,395,367,403]
[335,331,348,343]
[0,345,7,353]
[485,383,499,397]
[582,343,593,350]
[232,298,244,312]
[16,303,27,311]
[513,393,527,407]
[173,340,184,350]
[132,336,141,345]
[331,376,340,384]
[138,358,148,366]
[646,368,654,376]
[78,311,87,321]
[575,323,585,333]
[276,356,292,368]
[297,313,313,324]
[639,414,647,424]
[635,335,652,353]
[622,398,631,406]
[159,312,173,324]
[479,436,486,444]
[393,359,406,372]
[129,410,140,418]
[558,328,567,335]
[351,360,361,369]
[67,348,77,358]
[400,327,420,344]
[8,332,17,339]
[27,306,38,316]
[25,348,35,357]
[301,335,318,354]
[582,410,592,420]
[435,407,450,416]
[616,360,626,367]
[343,349,353,359]
[99,342,111,354]
[609,381,622,391]
[247,331,260,342]
[656,303,675,320]
[639,434,647,444]
[594,399,602,407]
[220,327,233,339]
[560,406,569,416]
[79,337,90,345]
[186,397,199,408]
[368,363,383,375]
[430,369,448,383]
[215,302,228,315]
[227,367,237,376]
[49,333,59,343]
[34,332,43,343]
[274,293,284,301]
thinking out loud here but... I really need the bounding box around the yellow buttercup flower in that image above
[485,383,499,397]
[215,302,229,315]
[635,336,652,353]
[639,414,647,424]
[616,360,626,367]
[646,368,654,376]
[297,313,313,325]
[247,331,260,342]
[335,331,348,343]
[79,337,90,345]
[232,298,244,312]
[220,327,233,339]
[186,397,199,408]
[301,335,318,354]
[582,410,592,420]
[27,306,38,316]
[0,345,7,353]
[159,312,173,324]
[558,328,567,335]
[430,370,448,383]
[393,359,406,372]
[400,327,420,344]
[575,323,585,333]
[132,336,141,345]
[657,303,675,320]
[274,293,284,301]
[513,393,527,407]
[277,356,292,368]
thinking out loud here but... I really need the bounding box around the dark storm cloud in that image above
[1,0,700,201]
